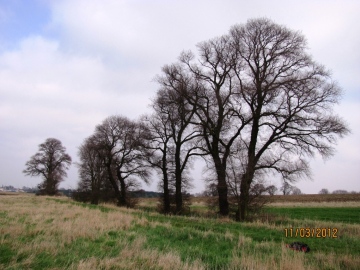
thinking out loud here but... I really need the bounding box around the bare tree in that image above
[94,115,151,207]
[23,138,71,195]
[267,185,277,195]
[319,188,329,194]
[203,182,218,197]
[157,18,349,220]
[155,69,203,214]
[178,35,252,216]
[224,144,271,220]
[228,18,349,220]
[291,187,302,195]
[76,135,108,204]
[280,181,293,195]
[141,112,174,213]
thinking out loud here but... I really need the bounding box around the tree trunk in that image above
[162,170,171,214]
[239,167,255,221]
[90,175,99,205]
[117,169,127,207]
[239,180,249,221]
[175,147,183,214]
[239,103,261,221]
[46,172,57,195]
[91,190,99,205]
[161,152,171,213]
[175,174,182,214]
[106,165,123,206]
[215,161,229,216]
[175,141,183,215]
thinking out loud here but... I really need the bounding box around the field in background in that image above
[1,193,360,269]
[136,194,360,218]
[267,194,360,203]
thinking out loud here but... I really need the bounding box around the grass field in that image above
[1,194,360,269]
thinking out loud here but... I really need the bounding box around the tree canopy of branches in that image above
[280,181,293,195]
[178,36,251,216]
[141,111,174,213]
[230,18,349,219]
[91,115,151,207]
[149,67,202,214]
[76,135,109,204]
[291,187,302,195]
[319,188,329,194]
[157,18,349,219]
[23,138,72,195]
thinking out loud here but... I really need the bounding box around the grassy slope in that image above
[1,195,360,269]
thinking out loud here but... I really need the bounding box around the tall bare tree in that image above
[164,18,349,219]
[155,71,201,214]
[178,35,252,216]
[141,112,174,213]
[146,68,202,214]
[94,115,151,207]
[76,135,107,204]
[229,18,349,220]
[23,138,71,195]
[224,142,271,219]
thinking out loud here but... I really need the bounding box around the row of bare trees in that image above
[150,18,348,220]
[24,18,349,221]
[76,86,200,213]
[76,116,151,207]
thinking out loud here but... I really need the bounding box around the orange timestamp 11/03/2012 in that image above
[284,227,338,238]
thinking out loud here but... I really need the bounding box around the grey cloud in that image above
[1,0,359,193]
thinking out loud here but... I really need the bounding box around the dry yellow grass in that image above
[0,194,206,270]
[73,237,205,270]
[1,194,360,269]
[1,196,133,235]
[228,241,360,270]
[0,195,135,258]
[229,241,312,270]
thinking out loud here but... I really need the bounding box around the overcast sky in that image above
[0,0,359,194]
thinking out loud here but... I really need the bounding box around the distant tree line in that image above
[319,188,358,195]
[0,185,38,193]
[23,18,349,221]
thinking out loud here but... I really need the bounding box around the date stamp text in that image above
[284,228,338,238]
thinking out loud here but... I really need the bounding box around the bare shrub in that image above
[319,188,329,194]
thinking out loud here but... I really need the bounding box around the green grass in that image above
[27,234,128,269]
[0,245,15,265]
[134,211,360,258]
[1,195,360,269]
[264,207,360,224]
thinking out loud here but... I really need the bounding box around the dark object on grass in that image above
[286,242,310,253]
